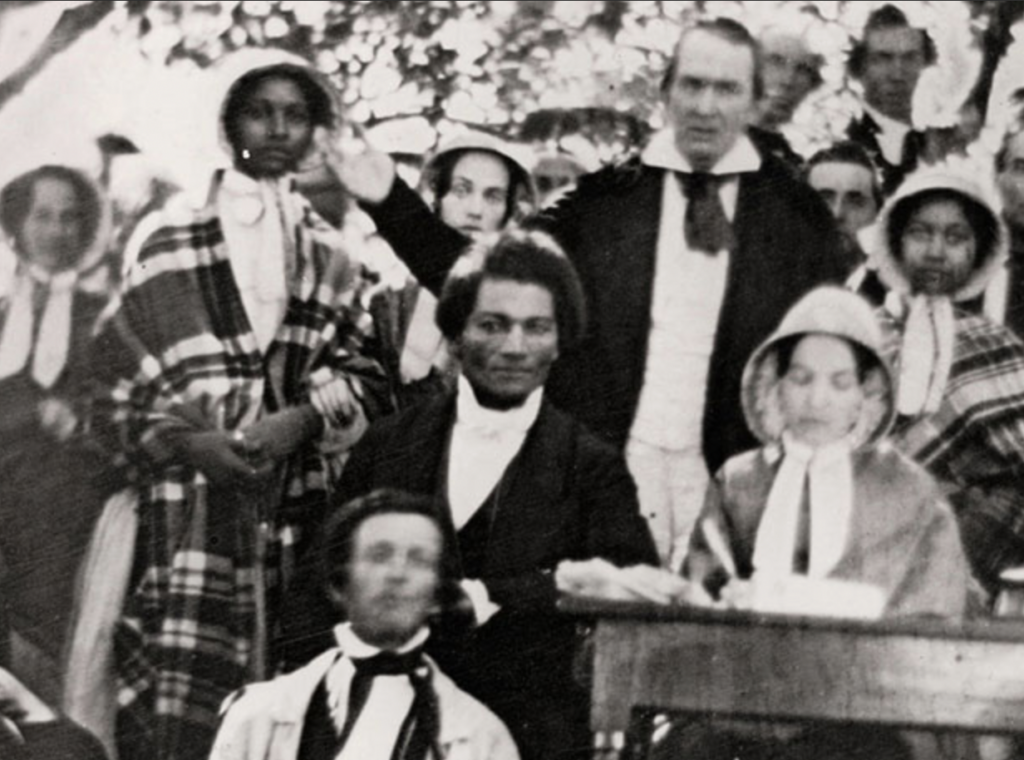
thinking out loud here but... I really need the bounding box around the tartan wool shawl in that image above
[89,186,385,760]
[888,311,1024,592]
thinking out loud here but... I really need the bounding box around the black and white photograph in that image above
[2,2,1024,759]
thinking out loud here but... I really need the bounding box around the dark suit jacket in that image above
[365,150,845,474]
[337,393,658,760]
[846,112,924,197]
[340,393,658,605]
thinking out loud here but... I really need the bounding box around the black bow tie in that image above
[678,172,736,254]
[351,648,427,677]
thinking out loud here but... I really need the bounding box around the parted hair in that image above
[806,140,884,209]
[847,4,937,80]
[222,63,335,154]
[660,17,765,101]
[322,488,453,596]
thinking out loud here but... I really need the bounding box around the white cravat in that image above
[447,375,542,530]
[326,624,430,760]
[0,264,78,388]
[753,433,854,579]
[218,169,296,352]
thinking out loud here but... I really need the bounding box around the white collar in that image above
[455,374,543,436]
[218,168,293,226]
[332,622,431,657]
[641,128,762,175]
[862,102,913,136]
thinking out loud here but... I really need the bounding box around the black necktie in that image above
[679,172,735,254]
[333,649,440,760]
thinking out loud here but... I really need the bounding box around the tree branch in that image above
[0,0,116,113]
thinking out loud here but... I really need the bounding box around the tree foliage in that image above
[5,1,1020,160]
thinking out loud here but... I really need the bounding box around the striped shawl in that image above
[887,310,1024,594]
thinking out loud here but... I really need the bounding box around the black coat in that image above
[337,393,658,760]
[365,150,846,474]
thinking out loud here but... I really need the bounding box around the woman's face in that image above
[778,334,865,448]
[438,151,511,238]
[232,75,314,178]
[20,176,84,271]
[900,197,978,296]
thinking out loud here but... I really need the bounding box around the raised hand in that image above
[315,127,396,206]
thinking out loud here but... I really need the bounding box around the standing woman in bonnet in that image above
[0,165,121,707]
[89,53,389,760]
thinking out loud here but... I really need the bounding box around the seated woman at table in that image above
[684,285,974,619]
[661,287,977,760]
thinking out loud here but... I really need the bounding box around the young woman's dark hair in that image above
[222,63,335,154]
[886,189,999,273]
[428,148,532,228]
[774,332,879,385]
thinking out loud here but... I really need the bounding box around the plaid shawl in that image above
[886,310,1024,593]
[88,180,387,760]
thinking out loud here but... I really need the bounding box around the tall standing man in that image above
[334,18,844,569]
[846,4,936,196]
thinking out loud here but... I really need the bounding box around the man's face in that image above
[900,197,977,296]
[666,29,759,171]
[20,177,84,271]
[998,132,1024,231]
[453,277,559,407]
[860,26,927,124]
[807,161,880,242]
[438,151,511,238]
[232,75,314,179]
[340,513,442,650]
[760,31,819,129]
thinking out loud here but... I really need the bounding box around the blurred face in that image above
[667,29,759,171]
[807,161,880,241]
[453,277,559,408]
[998,132,1024,231]
[779,334,864,448]
[900,198,977,296]
[438,151,511,238]
[860,26,928,123]
[341,513,442,650]
[760,31,819,128]
[20,177,85,271]
[232,75,314,178]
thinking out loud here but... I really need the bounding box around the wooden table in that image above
[560,598,1024,757]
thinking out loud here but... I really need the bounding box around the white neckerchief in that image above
[753,432,854,580]
[888,292,955,417]
[218,169,298,352]
[862,102,913,166]
[447,375,542,530]
[0,264,79,388]
[325,623,431,760]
